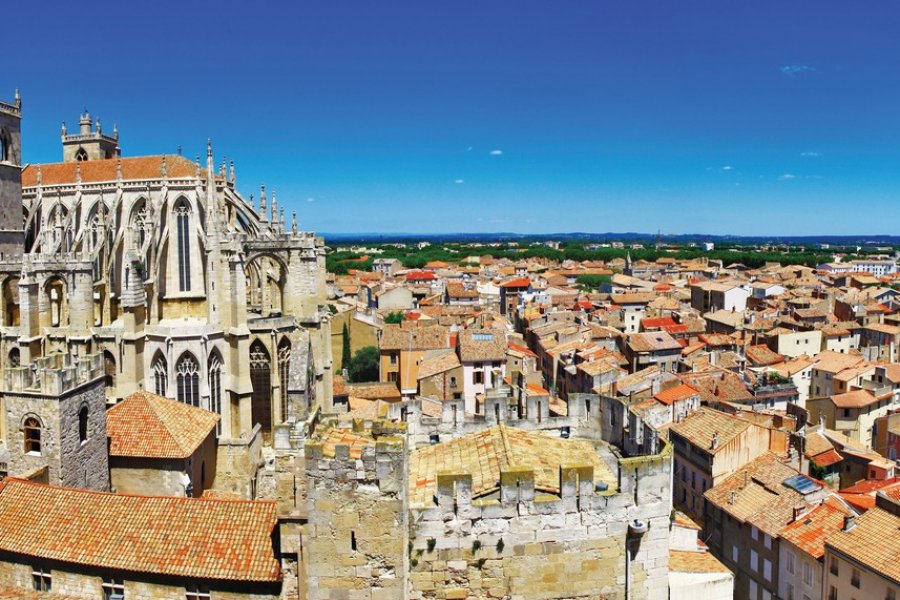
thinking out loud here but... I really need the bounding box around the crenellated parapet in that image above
[4,352,104,396]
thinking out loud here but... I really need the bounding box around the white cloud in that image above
[306,197,316,202]
[454,179,465,184]
[800,151,820,157]
[722,165,733,171]
[489,149,503,156]
[781,65,816,77]
[778,173,796,181]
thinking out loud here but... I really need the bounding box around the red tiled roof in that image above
[779,497,850,559]
[500,277,531,288]
[508,342,537,358]
[23,155,203,187]
[406,270,436,281]
[106,391,219,459]
[810,449,843,468]
[0,479,281,582]
[830,389,879,409]
[641,316,676,330]
[654,383,699,406]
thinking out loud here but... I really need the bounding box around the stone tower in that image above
[0,91,24,258]
[61,111,120,162]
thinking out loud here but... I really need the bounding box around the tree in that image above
[341,322,351,370]
[575,274,612,292]
[384,311,405,324]
[348,346,380,383]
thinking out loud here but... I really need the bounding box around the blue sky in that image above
[6,1,900,235]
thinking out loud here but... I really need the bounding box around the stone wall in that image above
[2,376,109,491]
[407,451,672,600]
[111,458,185,496]
[215,423,263,499]
[304,434,408,600]
[0,558,282,599]
[385,392,603,449]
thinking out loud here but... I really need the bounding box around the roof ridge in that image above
[146,393,193,456]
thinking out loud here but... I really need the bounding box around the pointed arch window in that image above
[278,339,292,423]
[75,147,88,162]
[208,352,223,435]
[152,353,168,396]
[176,353,200,407]
[175,199,191,292]
[249,341,272,434]
[0,129,8,163]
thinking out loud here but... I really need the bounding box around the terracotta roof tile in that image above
[668,550,733,574]
[107,391,219,459]
[779,497,850,559]
[0,479,280,582]
[407,424,616,507]
[23,155,202,187]
[826,506,900,584]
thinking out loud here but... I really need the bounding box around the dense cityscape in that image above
[4,2,900,599]
[2,93,900,598]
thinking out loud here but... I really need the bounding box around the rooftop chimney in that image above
[710,432,719,450]
[842,514,856,531]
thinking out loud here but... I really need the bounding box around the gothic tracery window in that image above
[176,353,200,407]
[175,199,192,292]
[152,353,168,396]
[278,339,292,423]
[208,352,223,435]
[249,341,272,435]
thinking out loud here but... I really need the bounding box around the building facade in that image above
[0,95,332,494]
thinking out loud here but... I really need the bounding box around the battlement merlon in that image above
[304,433,407,494]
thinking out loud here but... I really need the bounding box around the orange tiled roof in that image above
[654,383,698,406]
[668,550,732,574]
[408,424,616,507]
[319,427,376,459]
[22,155,203,187]
[0,478,280,582]
[704,453,819,536]
[106,391,219,459]
[499,277,531,288]
[779,497,849,559]
[826,506,900,584]
[670,407,750,454]
[830,389,879,409]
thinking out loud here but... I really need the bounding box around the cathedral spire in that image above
[291,211,298,234]
[271,191,278,224]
